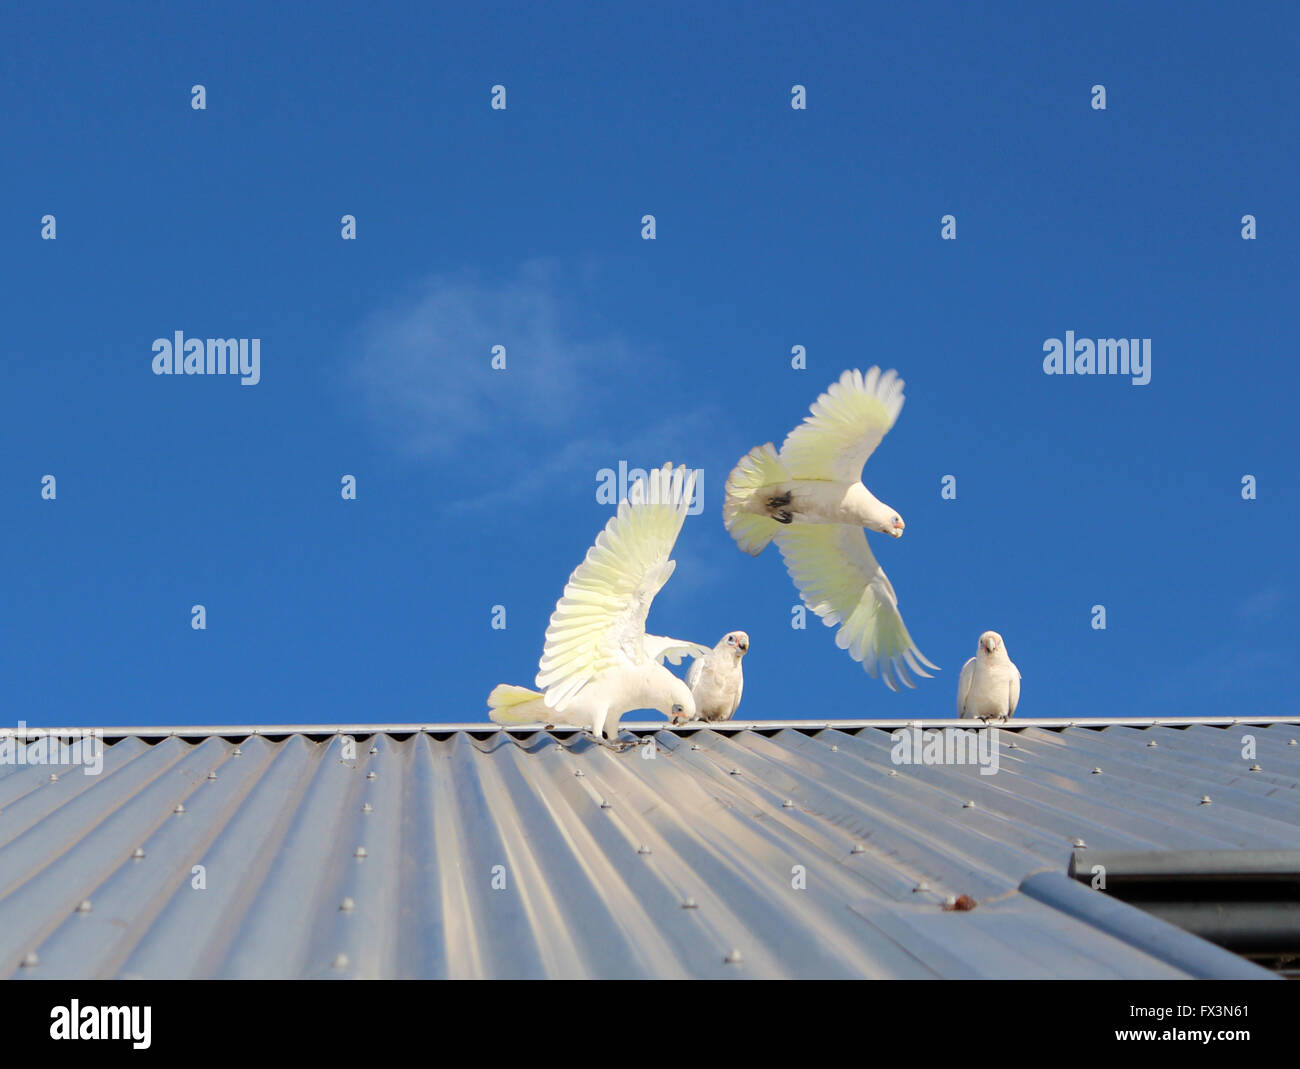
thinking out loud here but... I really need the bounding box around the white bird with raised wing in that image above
[957,630,1020,722]
[488,463,709,739]
[723,367,937,690]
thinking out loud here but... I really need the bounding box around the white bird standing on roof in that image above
[488,463,709,740]
[676,631,748,724]
[722,367,937,690]
[957,631,1021,722]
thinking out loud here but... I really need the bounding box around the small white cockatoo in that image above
[957,631,1021,722]
[722,368,937,690]
[488,463,709,740]
[677,631,748,724]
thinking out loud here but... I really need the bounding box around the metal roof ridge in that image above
[3,714,1299,738]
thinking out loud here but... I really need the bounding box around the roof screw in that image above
[574,769,585,777]
[1072,838,1087,848]
[830,745,839,752]
[49,773,58,782]
[361,803,373,813]
[781,799,794,808]
[1200,795,1212,805]
[690,743,701,751]
[1091,767,1103,775]
[913,882,930,893]
[599,800,611,809]
[681,898,698,909]
[962,800,976,808]
[723,949,744,965]
[729,768,741,776]
[888,769,898,776]
[76,900,93,914]
[1067,721,1076,727]
[369,746,378,755]
[232,748,242,756]
[366,771,377,780]
[850,844,865,855]
[207,771,218,780]
[1288,739,1297,746]
[339,897,355,912]
[1249,763,1262,772]
[332,953,349,970]
[131,847,146,861]
[1147,740,1158,747]
[637,844,652,855]
[354,846,368,859]
[943,895,957,908]
[20,951,38,968]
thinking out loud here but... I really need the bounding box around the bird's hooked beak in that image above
[983,635,1000,654]
[891,517,905,539]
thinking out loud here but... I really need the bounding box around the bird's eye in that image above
[726,635,736,645]
[671,704,683,715]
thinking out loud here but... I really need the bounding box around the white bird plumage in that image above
[957,630,1021,722]
[722,367,937,690]
[488,463,709,739]
[680,631,748,723]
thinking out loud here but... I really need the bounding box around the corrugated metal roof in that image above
[1,718,1297,979]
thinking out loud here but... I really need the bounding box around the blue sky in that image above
[3,2,1296,728]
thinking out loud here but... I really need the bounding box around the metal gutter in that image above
[3,715,1298,740]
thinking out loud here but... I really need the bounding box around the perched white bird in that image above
[488,463,709,740]
[722,368,937,690]
[678,631,748,723]
[957,631,1021,722]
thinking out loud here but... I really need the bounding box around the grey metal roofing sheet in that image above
[1,719,1297,979]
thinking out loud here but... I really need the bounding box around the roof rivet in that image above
[1147,741,1158,747]
[354,847,368,859]
[723,949,743,965]
[830,745,839,752]
[339,897,355,912]
[1008,741,1019,749]
[362,803,373,813]
[943,895,957,908]
[332,953,349,969]
[850,844,865,855]
[599,800,611,809]
[1072,838,1087,848]
[637,844,652,855]
[207,771,218,780]
[781,799,794,808]
[369,746,378,755]
[1200,795,1212,805]
[232,748,243,756]
[48,773,58,782]
[728,768,741,776]
[173,804,185,814]
[76,900,93,914]
[681,898,698,909]
[131,847,146,860]
[20,951,38,968]
[888,769,898,776]
[690,743,701,751]
[963,800,976,808]
[913,882,930,893]
[1091,767,1103,775]
[1249,763,1262,772]
[1289,739,1297,746]
[574,769,585,777]
[1067,721,1076,728]
[366,771,377,780]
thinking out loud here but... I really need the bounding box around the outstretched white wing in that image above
[778,367,905,482]
[775,524,937,691]
[644,634,710,666]
[535,463,698,711]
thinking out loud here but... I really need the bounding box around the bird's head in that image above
[662,678,697,723]
[979,630,1006,657]
[723,631,750,655]
[872,504,906,539]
